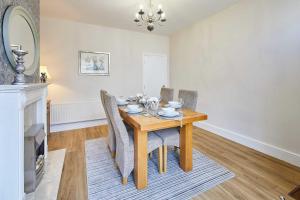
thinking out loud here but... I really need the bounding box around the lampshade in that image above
[40,66,51,79]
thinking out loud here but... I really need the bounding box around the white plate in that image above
[117,102,129,106]
[169,104,182,109]
[158,111,180,118]
[161,107,175,112]
[124,108,143,114]
[163,103,182,109]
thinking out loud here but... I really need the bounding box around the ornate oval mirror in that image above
[2,6,39,76]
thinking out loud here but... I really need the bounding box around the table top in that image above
[119,108,208,132]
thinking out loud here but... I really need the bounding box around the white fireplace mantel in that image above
[0,83,48,200]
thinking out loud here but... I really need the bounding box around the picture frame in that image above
[10,44,22,50]
[79,51,110,76]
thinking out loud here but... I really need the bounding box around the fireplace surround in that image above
[0,83,48,200]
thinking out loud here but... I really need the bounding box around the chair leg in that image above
[158,147,163,174]
[174,146,178,152]
[163,145,168,173]
[122,177,128,185]
[149,152,153,159]
[111,151,116,158]
[108,146,116,158]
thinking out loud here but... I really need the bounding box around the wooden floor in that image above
[48,126,300,200]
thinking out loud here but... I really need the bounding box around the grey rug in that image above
[85,138,234,200]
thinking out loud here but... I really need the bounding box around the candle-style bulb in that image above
[158,4,162,10]
[139,4,144,10]
[161,13,166,22]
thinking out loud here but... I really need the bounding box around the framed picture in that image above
[11,44,22,50]
[79,51,110,76]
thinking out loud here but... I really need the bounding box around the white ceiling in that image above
[40,0,239,35]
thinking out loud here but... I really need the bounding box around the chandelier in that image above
[134,0,167,32]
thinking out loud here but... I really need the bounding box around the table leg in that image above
[134,128,148,189]
[180,123,193,172]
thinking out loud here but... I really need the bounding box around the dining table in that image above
[119,105,208,190]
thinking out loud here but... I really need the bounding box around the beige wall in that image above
[41,17,169,125]
[170,0,300,160]
[41,1,300,166]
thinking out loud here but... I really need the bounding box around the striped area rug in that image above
[85,138,234,200]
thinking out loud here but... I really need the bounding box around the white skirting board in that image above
[195,122,300,168]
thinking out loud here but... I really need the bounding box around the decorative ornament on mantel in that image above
[40,66,51,83]
[12,49,28,85]
[134,0,167,32]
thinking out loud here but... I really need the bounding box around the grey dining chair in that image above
[160,87,174,104]
[100,90,116,158]
[155,89,198,172]
[104,93,164,185]
[178,89,198,111]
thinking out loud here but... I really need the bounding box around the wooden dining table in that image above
[119,107,208,189]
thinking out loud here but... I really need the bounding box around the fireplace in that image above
[0,83,48,199]
[24,124,46,193]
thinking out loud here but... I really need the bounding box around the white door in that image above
[143,54,168,97]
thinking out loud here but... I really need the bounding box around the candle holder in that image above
[12,49,28,85]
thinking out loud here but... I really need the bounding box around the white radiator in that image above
[51,100,105,125]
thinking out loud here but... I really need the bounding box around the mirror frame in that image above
[2,5,39,76]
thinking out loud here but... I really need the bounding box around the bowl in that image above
[127,104,139,111]
[117,98,127,104]
[161,107,175,113]
[168,101,180,106]
[127,96,136,101]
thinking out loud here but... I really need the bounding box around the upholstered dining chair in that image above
[100,90,116,158]
[160,87,174,104]
[155,89,198,172]
[104,93,164,185]
[178,89,198,111]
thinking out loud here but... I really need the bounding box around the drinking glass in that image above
[150,100,159,116]
[179,98,184,107]
[145,101,151,114]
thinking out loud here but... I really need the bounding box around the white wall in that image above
[170,0,300,166]
[40,17,169,129]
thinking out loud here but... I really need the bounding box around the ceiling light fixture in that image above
[134,0,167,32]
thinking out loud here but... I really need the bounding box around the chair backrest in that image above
[101,89,114,132]
[104,93,129,146]
[100,90,108,115]
[178,89,198,111]
[160,87,174,104]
